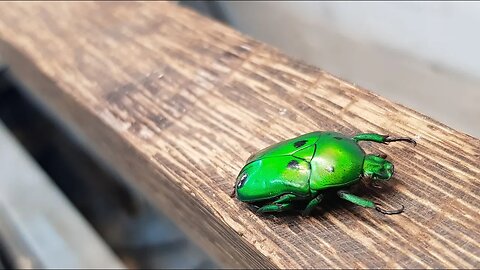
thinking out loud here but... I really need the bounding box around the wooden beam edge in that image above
[0,39,276,269]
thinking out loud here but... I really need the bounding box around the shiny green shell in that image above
[235,131,366,202]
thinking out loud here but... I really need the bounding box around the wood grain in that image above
[0,2,478,268]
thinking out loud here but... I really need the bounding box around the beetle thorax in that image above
[309,137,365,191]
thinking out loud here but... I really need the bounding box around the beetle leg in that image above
[337,190,404,215]
[302,193,324,216]
[272,194,297,204]
[337,190,375,208]
[257,203,294,214]
[257,194,297,214]
[353,133,416,147]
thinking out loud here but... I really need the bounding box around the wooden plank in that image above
[0,121,125,269]
[0,2,478,268]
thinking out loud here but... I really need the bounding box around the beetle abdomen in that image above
[235,156,311,202]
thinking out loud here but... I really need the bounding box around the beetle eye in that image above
[237,173,248,189]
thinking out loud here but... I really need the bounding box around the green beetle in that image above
[231,132,416,216]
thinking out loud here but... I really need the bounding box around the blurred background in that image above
[0,2,478,270]
[185,1,480,138]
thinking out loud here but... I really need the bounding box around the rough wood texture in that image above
[0,2,478,268]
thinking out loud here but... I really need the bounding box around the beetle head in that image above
[363,154,394,180]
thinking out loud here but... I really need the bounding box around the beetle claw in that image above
[374,202,404,215]
[386,136,417,147]
[229,188,236,198]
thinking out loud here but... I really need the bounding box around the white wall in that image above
[218,2,480,137]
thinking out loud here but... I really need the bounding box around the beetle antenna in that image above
[374,202,404,215]
[371,180,383,189]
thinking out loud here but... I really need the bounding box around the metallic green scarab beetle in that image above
[231,132,416,216]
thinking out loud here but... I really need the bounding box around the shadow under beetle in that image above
[231,132,416,216]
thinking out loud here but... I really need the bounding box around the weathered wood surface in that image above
[0,2,478,268]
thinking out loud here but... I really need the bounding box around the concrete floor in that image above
[0,121,125,269]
